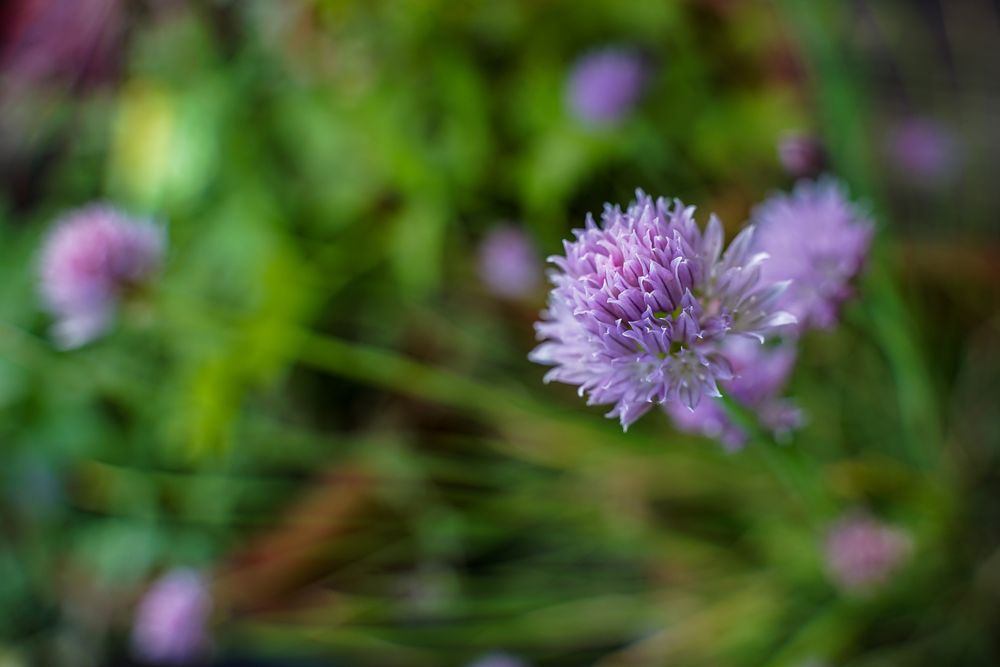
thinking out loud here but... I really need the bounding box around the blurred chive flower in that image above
[751,178,873,331]
[825,513,912,594]
[887,117,960,187]
[467,653,530,667]
[666,337,802,450]
[777,131,826,178]
[530,190,795,430]
[478,226,541,299]
[0,0,123,90]
[38,204,165,349]
[131,569,211,665]
[565,48,647,126]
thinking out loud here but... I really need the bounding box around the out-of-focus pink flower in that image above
[132,569,211,665]
[39,204,165,349]
[887,117,960,187]
[467,652,530,667]
[777,131,826,178]
[824,513,912,593]
[0,0,123,91]
[478,226,541,299]
[565,48,648,127]
[751,178,873,331]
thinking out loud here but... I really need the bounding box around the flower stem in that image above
[295,331,530,422]
[720,395,834,522]
[863,263,940,472]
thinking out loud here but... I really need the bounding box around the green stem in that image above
[295,331,529,422]
[777,0,941,473]
[863,262,940,471]
[721,395,833,522]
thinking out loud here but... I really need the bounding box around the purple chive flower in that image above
[666,336,802,450]
[824,513,912,593]
[751,178,873,331]
[38,204,165,349]
[777,131,826,178]
[478,226,542,299]
[887,117,960,186]
[467,653,530,667]
[566,48,647,126]
[530,190,796,430]
[132,569,211,664]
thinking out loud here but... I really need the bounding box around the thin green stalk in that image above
[777,0,941,472]
[721,395,834,521]
[863,261,940,471]
[296,331,523,421]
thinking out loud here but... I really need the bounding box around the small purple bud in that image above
[886,117,960,187]
[565,48,647,127]
[478,226,542,299]
[38,204,165,349]
[777,131,826,178]
[824,513,912,594]
[131,569,211,664]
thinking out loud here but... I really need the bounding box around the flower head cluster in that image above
[531,190,795,430]
[661,178,872,445]
[39,204,165,349]
[131,568,211,664]
[666,337,802,450]
[824,513,912,594]
[565,48,647,127]
[752,179,873,330]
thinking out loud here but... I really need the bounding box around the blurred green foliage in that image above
[0,1,998,666]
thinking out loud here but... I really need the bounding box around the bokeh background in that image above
[1,1,999,665]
